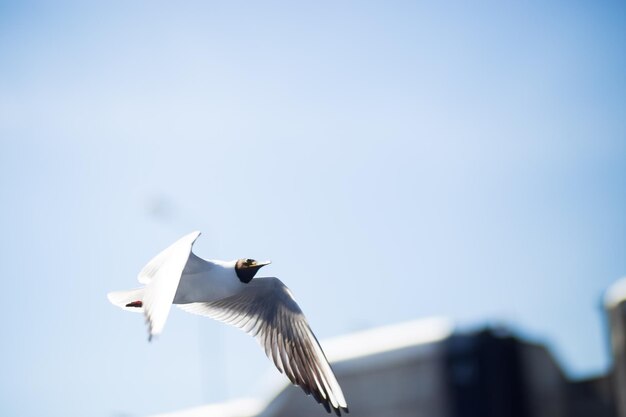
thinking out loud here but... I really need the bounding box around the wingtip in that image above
[320,401,349,415]
[327,405,343,416]
[178,230,201,244]
[335,406,349,416]
[148,331,159,342]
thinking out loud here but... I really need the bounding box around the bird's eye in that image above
[246,258,254,264]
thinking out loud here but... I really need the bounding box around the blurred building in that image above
[152,278,626,417]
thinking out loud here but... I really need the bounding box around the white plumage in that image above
[107,231,348,415]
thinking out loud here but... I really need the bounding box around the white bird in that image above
[107,231,349,415]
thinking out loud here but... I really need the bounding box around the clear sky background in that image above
[1,1,624,416]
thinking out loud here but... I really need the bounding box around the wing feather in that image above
[141,231,200,340]
[177,277,348,415]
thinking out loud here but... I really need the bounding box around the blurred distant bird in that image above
[108,231,348,415]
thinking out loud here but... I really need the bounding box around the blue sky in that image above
[1,1,625,416]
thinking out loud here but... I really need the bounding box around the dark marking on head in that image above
[235,258,269,283]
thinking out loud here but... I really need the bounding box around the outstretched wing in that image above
[141,231,200,340]
[178,278,348,415]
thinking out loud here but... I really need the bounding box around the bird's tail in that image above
[107,287,145,313]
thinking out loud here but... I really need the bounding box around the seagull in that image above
[107,231,349,415]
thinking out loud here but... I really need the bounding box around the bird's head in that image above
[235,258,271,283]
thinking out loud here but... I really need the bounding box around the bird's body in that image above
[107,231,348,415]
[174,256,243,304]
